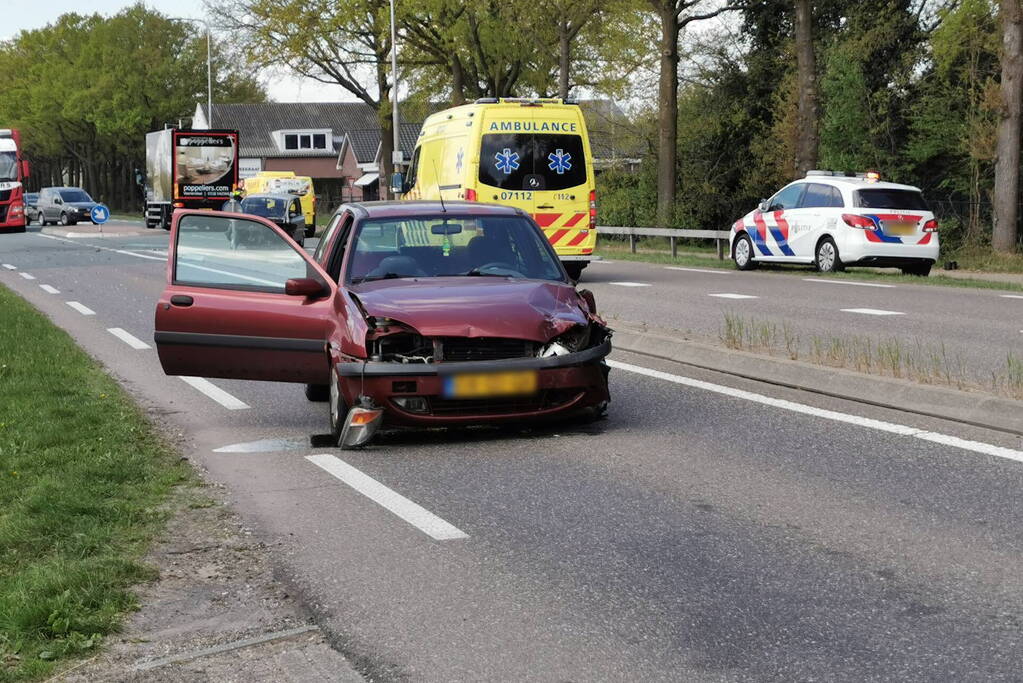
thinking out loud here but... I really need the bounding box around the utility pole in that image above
[389,0,401,198]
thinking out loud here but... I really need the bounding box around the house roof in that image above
[341,123,422,165]
[197,102,378,158]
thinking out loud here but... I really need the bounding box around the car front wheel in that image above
[814,237,842,273]
[733,233,757,270]
[328,365,348,445]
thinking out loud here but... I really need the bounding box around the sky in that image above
[0,0,350,102]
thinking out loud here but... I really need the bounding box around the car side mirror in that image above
[757,199,769,213]
[285,277,327,298]
[54,197,62,205]
[390,172,404,196]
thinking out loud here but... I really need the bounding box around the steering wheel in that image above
[477,262,525,277]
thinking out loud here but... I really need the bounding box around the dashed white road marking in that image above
[65,301,95,316]
[665,266,731,275]
[608,281,652,287]
[179,376,250,410]
[1001,294,1023,299]
[608,359,1023,464]
[39,284,60,294]
[802,278,895,289]
[841,308,905,316]
[213,438,307,453]
[306,454,469,541]
[709,293,758,299]
[18,272,35,280]
[107,327,151,350]
[2,263,15,270]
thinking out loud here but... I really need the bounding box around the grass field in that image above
[0,285,185,681]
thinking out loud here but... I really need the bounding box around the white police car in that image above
[730,171,939,276]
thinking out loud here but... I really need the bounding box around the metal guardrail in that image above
[596,226,732,259]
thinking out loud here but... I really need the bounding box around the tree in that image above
[993,0,1023,251]
[219,0,398,195]
[793,0,818,175]
[649,0,743,227]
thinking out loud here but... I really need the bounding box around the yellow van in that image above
[241,171,316,236]
[402,98,598,280]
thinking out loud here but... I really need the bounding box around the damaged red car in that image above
[153,202,611,448]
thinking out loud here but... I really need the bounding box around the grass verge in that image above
[0,285,186,681]
[720,312,1023,400]
[595,243,1023,293]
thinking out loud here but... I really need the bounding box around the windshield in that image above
[346,215,565,284]
[0,152,17,182]
[59,189,93,203]
[854,189,928,211]
[479,133,587,191]
[240,196,288,220]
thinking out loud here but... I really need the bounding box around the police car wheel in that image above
[733,234,757,270]
[815,238,842,273]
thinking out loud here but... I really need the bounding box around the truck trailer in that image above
[0,128,30,233]
[144,128,239,229]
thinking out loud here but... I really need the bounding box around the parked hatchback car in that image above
[153,201,611,448]
[730,171,939,276]
[37,187,100,226]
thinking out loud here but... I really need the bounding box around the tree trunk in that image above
[451,56,467,105]
[993,0,1023,252]
[794,0,818,177]
[559,20,571,100]
[656,5,679,227]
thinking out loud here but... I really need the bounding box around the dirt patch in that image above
[58,478,364,682]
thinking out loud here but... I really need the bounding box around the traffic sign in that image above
[90,204,109,224]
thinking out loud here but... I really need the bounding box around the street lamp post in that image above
[171,17,213,128]
[389,0,400,197]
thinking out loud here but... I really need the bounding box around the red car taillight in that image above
[842,213,876,229]
[589,190,596,230]
[465,188,477,201]
[922,218,939,232]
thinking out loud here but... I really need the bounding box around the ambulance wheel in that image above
[564,262,585,282]
[814,237,843,273]
[900,262,931,277]
[733,233,757,270]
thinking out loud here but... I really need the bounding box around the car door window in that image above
[174,214,309,292]
[799,183,832,209]
[768,184,805,211]
[825,186,845,208]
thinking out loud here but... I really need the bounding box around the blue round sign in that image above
[90,204,110,224]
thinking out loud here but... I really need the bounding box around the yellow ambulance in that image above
[401,98,598,280]
[240,171,316,235]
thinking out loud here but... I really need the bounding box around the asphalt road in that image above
[580,258,1023,379]
[3,227,1023,681]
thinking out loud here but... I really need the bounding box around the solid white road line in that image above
[1001,294,1023,299]
[107,327,152,350]
[306,454,469,541]
[589,260,614,265]
[802,278,895,289]
[65,301,95,316]
[609,281,652,287]
[35,232,166,262]
[665,266,731,275]
[709,293,758,299]
[608,359,1023,464]
[39,284,60,294]
[179,376,250,410]
[841,308,905,316]
[176,262,280,287]
[18,272,35,280]
[2,263,15,270]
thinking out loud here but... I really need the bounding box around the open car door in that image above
[154,210,337,384]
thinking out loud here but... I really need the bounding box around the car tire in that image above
[901,262,932,277]
[305,226,315,238]
[814,237,842,273]
[305,383,329,402]
[733,233,757,270]
[328,365,349,445]
[564,262,585,282]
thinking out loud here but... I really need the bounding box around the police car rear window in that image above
[855,189,928,210]
[479,134,586,192]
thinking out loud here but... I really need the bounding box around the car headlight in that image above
[539,325,591,358]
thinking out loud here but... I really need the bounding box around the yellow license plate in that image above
[443,370,538,398]
[884,222,916,236]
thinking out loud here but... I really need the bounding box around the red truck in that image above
[0,128,30,232]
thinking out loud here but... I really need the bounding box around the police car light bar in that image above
[0,129,12,138]
[805,169,883,181]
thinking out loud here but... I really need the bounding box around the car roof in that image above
[339,201,527,220]
[800,177,921,193]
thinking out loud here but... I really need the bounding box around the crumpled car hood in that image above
[351,278,589,342]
